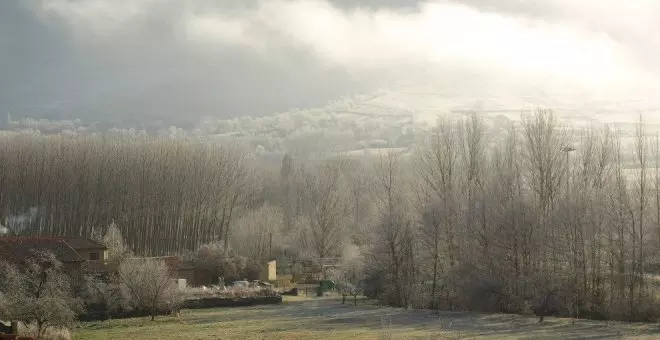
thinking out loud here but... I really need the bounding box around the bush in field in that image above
[118,259,182,320]
[183,286,278,299]
[79,274,125,317]
[18,323,72,340]
[193,242,249,284]
[244,261,263,281]
[0,250,82,339]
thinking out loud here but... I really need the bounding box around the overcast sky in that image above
[1,0,659,126]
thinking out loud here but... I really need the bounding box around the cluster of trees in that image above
[0,222,282,339]
[191,241,265,285]
[361,111,660,322]
[0,250,182,339]
[83,225,182,322]
[3,109,660,322]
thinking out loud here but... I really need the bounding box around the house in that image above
[0,236,85,275]
[63,237,107,261]
[0,236,107,274]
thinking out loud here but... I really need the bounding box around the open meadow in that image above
[73,297,660,340]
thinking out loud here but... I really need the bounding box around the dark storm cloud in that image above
[0,1,375,125]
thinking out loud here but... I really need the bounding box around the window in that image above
[89,252,100,261]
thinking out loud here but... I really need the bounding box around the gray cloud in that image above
[1,0,659,127]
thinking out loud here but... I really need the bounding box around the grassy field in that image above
[73,296,660,340]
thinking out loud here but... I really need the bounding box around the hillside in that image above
[3,78,660,159]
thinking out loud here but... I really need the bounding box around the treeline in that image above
[0,134,264,255]
[3,109,660,322]
[362,111,660,322]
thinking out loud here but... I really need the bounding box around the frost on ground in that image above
[263,299,660,339]
[76,297,660,340]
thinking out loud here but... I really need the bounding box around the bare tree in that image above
[415,117,461,309]
[417,117,459,269]
[634,114,648,302]
[457,113,487,255]
[233,204,283,261]
[301,161,350,269]
[118,258,180,321]
[99,221,133,269]
[521,109,571,275]
[653,132,660,253]
[368,150,417,308]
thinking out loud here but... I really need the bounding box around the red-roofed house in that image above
[0,236,107,275]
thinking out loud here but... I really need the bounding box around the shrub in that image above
[183,285,278,299]
[193,242,249,284]
[118,259,182,321]
[18,323,71,340]
[79,274,125,317]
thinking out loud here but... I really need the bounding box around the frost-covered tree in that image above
[101,221,133,266]
[0,250,82,339]
[118,259,181,321]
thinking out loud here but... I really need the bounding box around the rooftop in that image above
[61,236,107,250]
[0,237,85,264]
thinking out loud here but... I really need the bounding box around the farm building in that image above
[0,236,107,271]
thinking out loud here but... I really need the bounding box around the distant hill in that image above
[2,78,659,160]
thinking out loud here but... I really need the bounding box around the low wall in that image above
[182,296,282,309]
[79,295,282,322]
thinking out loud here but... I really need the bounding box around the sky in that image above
[1,0,659,127]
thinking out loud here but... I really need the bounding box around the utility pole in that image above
[562,145,577,318]
[562,146,575,200]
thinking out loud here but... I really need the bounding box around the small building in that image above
[259,259,277,282]
[64,237,107,261]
